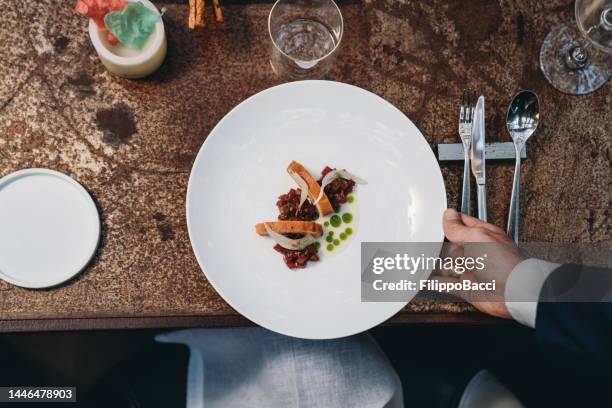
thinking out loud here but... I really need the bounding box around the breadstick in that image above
[195,0,205,28]
[188,0,196,30]
[212,0,224,23]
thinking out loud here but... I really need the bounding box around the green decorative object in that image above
[104,2,164,49]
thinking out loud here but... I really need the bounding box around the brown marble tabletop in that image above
[0,0,609,332]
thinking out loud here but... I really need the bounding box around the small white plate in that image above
[187,81,446,339]
[0,169,100,288]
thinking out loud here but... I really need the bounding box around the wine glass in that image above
[268,0,343,79]
[540,0,612,94]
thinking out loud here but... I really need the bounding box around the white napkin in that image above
[156,328,403,408]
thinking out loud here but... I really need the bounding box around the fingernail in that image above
[444,208,459,220]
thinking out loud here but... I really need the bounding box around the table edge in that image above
[0,312,511,333]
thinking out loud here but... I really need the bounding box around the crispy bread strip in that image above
[195,0,205,28]
[255,221,323,237]
[287,161,333,216]
[188,0,196,29]
[212,0,224,22]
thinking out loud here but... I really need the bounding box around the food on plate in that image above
[273,243,319,269]
[262,222,320,269]
[255,221,323,237]
[261,223,318,250]
[330,214,341,227]
[317,167,363,212]
[257,161,364,269]
[276,188,318,221]
[287,161,334,216]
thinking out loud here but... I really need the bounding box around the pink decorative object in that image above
[75,0,126,45]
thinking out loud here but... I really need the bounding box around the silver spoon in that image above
[506,90,540,242]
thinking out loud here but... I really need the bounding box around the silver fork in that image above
[458,90,476,215]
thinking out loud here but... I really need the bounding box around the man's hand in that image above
[436,209,524,319]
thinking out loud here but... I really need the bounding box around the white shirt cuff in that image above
[504,258,560,328]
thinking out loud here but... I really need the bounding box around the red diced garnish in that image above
[319,166,355,212]
[321,166,334,177]
[273,243,319,269]
[276,188,318,221]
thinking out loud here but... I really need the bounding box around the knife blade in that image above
[470,96,487,221]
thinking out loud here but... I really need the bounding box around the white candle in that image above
[88,0,167,78]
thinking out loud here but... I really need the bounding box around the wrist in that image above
[504,258,560,328]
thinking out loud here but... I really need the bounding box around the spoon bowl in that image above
[506,90,540,242]
[506,91,540,144]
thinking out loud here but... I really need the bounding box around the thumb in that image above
[443,208,470,242]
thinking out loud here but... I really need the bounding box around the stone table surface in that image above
[0,0,610,331]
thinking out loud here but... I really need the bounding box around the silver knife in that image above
[470,96,487,221]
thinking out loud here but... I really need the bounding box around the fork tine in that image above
[464,91,470,123]
[459,91,466,122]
[467,90,475,122]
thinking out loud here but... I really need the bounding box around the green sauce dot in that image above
[347,195,355,203]
[330,215,342,228]
[326,236,333,242]
[345,227,353,235]
[327,244,334,251]
[333,239,340,246]
[339,233,347,240]
[324,221,329,227]
[342,213,353,223]
[328,230,334,236]
[315,242,321,248]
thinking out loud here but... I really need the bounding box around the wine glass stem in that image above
[566,41,591,70]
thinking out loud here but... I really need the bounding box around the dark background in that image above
[0,324,588,407]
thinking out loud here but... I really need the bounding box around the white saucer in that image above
[0,169,100,288]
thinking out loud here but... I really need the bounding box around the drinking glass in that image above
[540,0,612,94]
[268,0,343,79]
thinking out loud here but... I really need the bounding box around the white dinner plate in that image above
[187,81,446,339]
[0,169,100,288]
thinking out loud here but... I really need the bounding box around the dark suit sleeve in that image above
[535,264,612,367]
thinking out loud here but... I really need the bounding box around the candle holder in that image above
[88,0,167,78]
